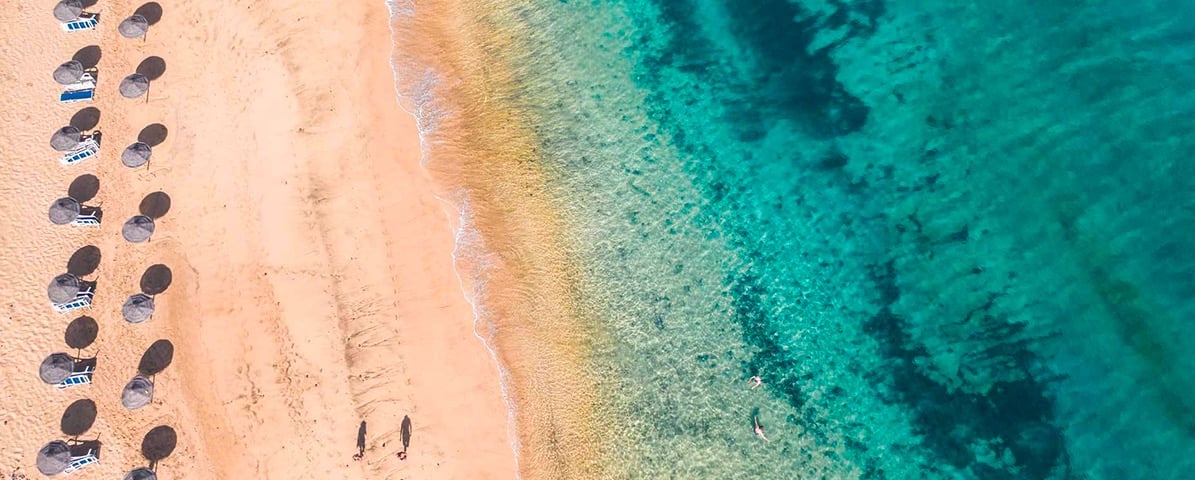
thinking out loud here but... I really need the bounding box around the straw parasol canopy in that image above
[49,197,81,225]
[122,142,152,168]
[119,74,150,99]
[48,273,81,304]
[121,375,154,410]
[122,215,155,243]
[39,353,75,384]
[124,468,157,480]
[122,294,155,324]
[53,60,85,85]
[37,440,71,476]
[50,126,82,152]
[53,0,83,22]
[118,15,149,39]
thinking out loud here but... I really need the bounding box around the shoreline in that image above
[387,0,614,477]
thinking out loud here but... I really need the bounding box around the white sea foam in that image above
[384,1,523,476]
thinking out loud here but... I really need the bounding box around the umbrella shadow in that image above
[138,339,174,376]
[80,0,99,8]
[140,425,176,470]
[138,123,168,147]
[135,2,163,25]
[66,246,101,276]
[64,316,99,350]
[69,107,100,132]
[71,46,101,70]
[60,399,97,437]
[136,57,166,81]
[140,264,172,295]
[139,192,171,219]
[69,439,102,459]
[68,174,99,202]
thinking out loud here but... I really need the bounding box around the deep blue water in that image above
[399,0,1195,477]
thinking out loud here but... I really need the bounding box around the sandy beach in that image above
[0,0,517,479]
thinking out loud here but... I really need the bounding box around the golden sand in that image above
[0,0,516,478]
[389,0,612,478]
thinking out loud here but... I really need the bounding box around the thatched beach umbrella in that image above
[53,0,83,22]
[122,294,155,324]
[37,440,71,476]
[119,74,150,99]
[124,468,157,480]
[50,126,82,152]
[48,273,81,304]
[122,215,155,243]
[49,197,81,225]
[122,142,152,168]
[121,375,154,410]
[118,15,149,39]
[39,353,75,384]
[53,61,85,86]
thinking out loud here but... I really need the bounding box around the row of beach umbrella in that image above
[39,2,168,479]
[50,125,154,167]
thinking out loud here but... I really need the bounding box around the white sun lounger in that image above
[52,288,94,313]
[63,450,98,474]
[72,214,100,227]
[61,139,99,166]
[60,16,99,32]
[55,367,94,390]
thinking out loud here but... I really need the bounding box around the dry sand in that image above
[0,0,517,479]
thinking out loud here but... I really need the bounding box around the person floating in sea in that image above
[754,416,770,443]
[748,376,763,390]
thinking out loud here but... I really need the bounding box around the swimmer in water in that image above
[748,376,763,390]
[754,416,770,443]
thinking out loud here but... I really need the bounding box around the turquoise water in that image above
[396,0,1195,478]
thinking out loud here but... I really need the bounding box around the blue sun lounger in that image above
[60,16,99,32]
[73,214,101,227]
[63,450,98,474]
[60,88,94,103]
[60,139,99,166]
[52,288,94,313]
[55,367,94,390]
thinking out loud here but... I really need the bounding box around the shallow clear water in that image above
[395,0,1195,478]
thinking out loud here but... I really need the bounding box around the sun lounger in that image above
[52,288,93,313]
[60,88,94,103]
[55,367,94,390]
[63,450,98,474]
[60,139,99,166]
[72,214,100,227]
[60,16,99,32]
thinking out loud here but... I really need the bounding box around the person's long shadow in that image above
[356,421,367,458]
[60,399,97,438]
[68,174,99,202]
[66,246,101,277]
[139,191,171,219]
[138,123,168,147]
[138,339,174,376]
[140,264,172,295]
[401,415,412,452]
[140,425,176,470]
[136,57,166,81]
[69,107,100,132]
[72,45,101,70]
[64,316,99,351]
[135,2,163,25]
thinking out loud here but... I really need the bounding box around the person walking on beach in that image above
[748,376,763,390]
[753,416,770,443]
